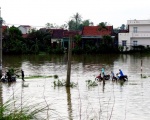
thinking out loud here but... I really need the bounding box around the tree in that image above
[78,19,94,30]
[74,34,82,47]
[72,12,82,30]
[102,35,113,45]
[67,20,76,30]
[98,22,108,30]
[67,13,94,30]
[45,23,59,29]
[120,24,125,30]
[60,24,68,29]
[3,26,24,54]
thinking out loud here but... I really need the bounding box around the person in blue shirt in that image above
[101,67,105,77]
[119,69,124,79]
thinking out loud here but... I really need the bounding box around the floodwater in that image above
[1,53,150,120]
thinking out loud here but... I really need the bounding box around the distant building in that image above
[2,25,8,32]
[18,25,32,34]
[2,25,9,38]
[119,19,150,51]
[81,26,114,48]
[62,30,80,49]
[50,29,66,48]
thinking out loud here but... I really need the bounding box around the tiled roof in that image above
[82,26,113,36]
[2,26,8,32]
[63,30,81,37]
[48,29,65,39]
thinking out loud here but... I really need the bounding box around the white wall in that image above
[18,26,31,34]
[118,33,130,45]
[131,38,150,46]
[119,20,150,51]
[129,25,150,33]
[18,26,26,34]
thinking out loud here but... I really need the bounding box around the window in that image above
[133,41,137,46]
[133,27,137,33]
[122,40,126,46]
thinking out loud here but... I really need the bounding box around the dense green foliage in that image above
[2,25,120,55]
[2,26,64,54]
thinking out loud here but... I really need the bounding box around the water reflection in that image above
[66,87,73,120]
[1,54,150,120]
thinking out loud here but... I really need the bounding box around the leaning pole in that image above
[0,7,3,77]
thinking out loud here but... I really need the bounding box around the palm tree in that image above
[72,12,82,30]
[45,23,54,29]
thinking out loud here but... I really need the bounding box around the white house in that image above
[18,25,32,34]
[118,19,150,51]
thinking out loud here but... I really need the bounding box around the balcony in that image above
[131,33,150,38]
[127,20,150,25]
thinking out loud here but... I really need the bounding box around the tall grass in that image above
[0,99,48,120]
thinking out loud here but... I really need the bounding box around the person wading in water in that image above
[21,69,25,81]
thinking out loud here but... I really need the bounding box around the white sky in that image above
[1,0,150,29]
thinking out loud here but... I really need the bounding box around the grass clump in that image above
[0,100,49,120]
[25,75,53,79]
[53,75,58,79]
[86,80,98,87]
[53,79,77,88]
[141,75,147,78]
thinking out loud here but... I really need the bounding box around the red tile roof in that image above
[2,26,8,32]
[82,26,113,36]
[50,29,65,38]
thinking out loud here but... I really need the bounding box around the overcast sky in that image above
[1,0,150,28]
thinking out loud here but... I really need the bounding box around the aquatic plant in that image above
[24,75,53,79]
[86,80,98,87]
[141,75,147,78]
[53,75,58,79]
[53,79,77,87]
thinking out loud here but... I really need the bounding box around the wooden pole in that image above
[0,8,3,77]
[0,7,3,114]
[66,35,72,87]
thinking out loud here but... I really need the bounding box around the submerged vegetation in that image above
[86,80,98,87]
[53,79,78,88]
[16,75,57,79]
[24,75,53,79]
[53,75,58,79]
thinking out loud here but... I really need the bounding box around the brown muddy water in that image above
[1,53,150,120]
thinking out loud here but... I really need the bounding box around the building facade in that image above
[119,20,150,51]
[18,25,32,34]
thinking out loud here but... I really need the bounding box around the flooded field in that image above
[1,53,150,120]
